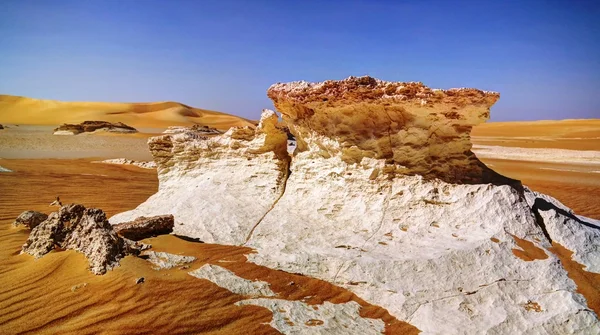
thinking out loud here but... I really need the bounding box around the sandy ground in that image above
[472,119,600,220]
[0,159,417,334]
[0,94,254,130]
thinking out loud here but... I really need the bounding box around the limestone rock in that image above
[163,124,222,135]
[21,204,143,274]
[93,158,157,169]
[144,251,196,270]
[111,77,600,333]
[189,264,276,297]
[268,76,509,184]
[110,109,290,245]
[0,165,11,173]
[13,211,48,229]
[113,215,174,241]
[53,121,137,135]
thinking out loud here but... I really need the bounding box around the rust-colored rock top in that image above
[268,76,499,108]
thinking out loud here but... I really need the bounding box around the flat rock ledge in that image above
[93,158,157,169]
[21,204,145,274]
[53,121,138,135]
[113,214,174,241]
[144,251,196,270]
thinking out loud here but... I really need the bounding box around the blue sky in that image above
[1,0,599,121]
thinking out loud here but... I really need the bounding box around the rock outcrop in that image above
[13,211,48,229]
[110,109,290,245]
[111,77,600,333]
[93,158,157,169]
[113,215,174,240]
[163,124,222,135]
[53,121,137,135]
[268,76,511,184]
[0,124,3,129]
[22,204,143,274]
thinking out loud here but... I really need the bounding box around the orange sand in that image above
[0,95,255,130]
[0,159,418,334]
[510,235,549,262]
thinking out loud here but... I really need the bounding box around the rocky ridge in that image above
[53,121,137,135]
[111,77,600,333]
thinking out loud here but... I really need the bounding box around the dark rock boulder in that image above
[21,204,144,274]
[53,121,138,135]
[13,211,48,229]
[113,214,174,241]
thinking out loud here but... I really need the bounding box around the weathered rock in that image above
[53,121,137,135]
[111,77,600,333]
[0,124,4,129]
[113,215,174,241]
[268,76,510,184]
[0,165,11,173]
[93,158,157,169]
[13,211,48,229]
[21,204,143,274]
[110,109,290,244]
[163,124,222,135]
[144,251,196,270]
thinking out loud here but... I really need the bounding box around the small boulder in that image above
[13,211,48,229]
[21,204,144,274]
[0,124,4,129]
[113,215,175,241]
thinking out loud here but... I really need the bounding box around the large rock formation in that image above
[110,109,290,244]
[111,77,600,333]
[22,204,143,274]
[53,121,137,135]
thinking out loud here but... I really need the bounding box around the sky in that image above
[1,0,599,121]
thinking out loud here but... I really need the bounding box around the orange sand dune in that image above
[0,94,255,130]
[473,119,600,151]
[0,159,417,335]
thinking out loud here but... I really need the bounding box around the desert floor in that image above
[0,119,598,333]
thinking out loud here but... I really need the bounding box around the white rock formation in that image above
[93,158,157,169]
[0,165,12,173]
[112,77,600,333]
[110,109,289,245]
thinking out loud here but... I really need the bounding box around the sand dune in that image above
[473,119,600,151]
[0,95,255,130]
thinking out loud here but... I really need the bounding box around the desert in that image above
[1,76,599,335]
[2,2,599,334]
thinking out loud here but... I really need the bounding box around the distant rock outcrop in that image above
[21,204,144,274]
[111,77,600,333]
[0,124,3,129]
[113,215,174,241]
[93,158,157,169]
[13,211,48,229]
[53,121,137,135]
[163,124,222,135]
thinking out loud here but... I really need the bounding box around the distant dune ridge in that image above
[0,94,254,130]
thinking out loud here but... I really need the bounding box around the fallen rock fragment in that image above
[53,121,137,135]
[144,251,196,270]
[13,211,48,229]
[113,215,174,241]
[136,277,145,284]
[0,165,12,173]
[21,204,143,274]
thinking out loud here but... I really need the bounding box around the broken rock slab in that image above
[113,215,174,241]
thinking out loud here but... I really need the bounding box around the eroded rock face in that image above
[21,204,142,274]
[13,211,48,229]
[268,76,506,184]
[113,215,174,241]
[110,109,290,244]
[111,77,600,333]
[163,124,222,135]
[53,121,137,135]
